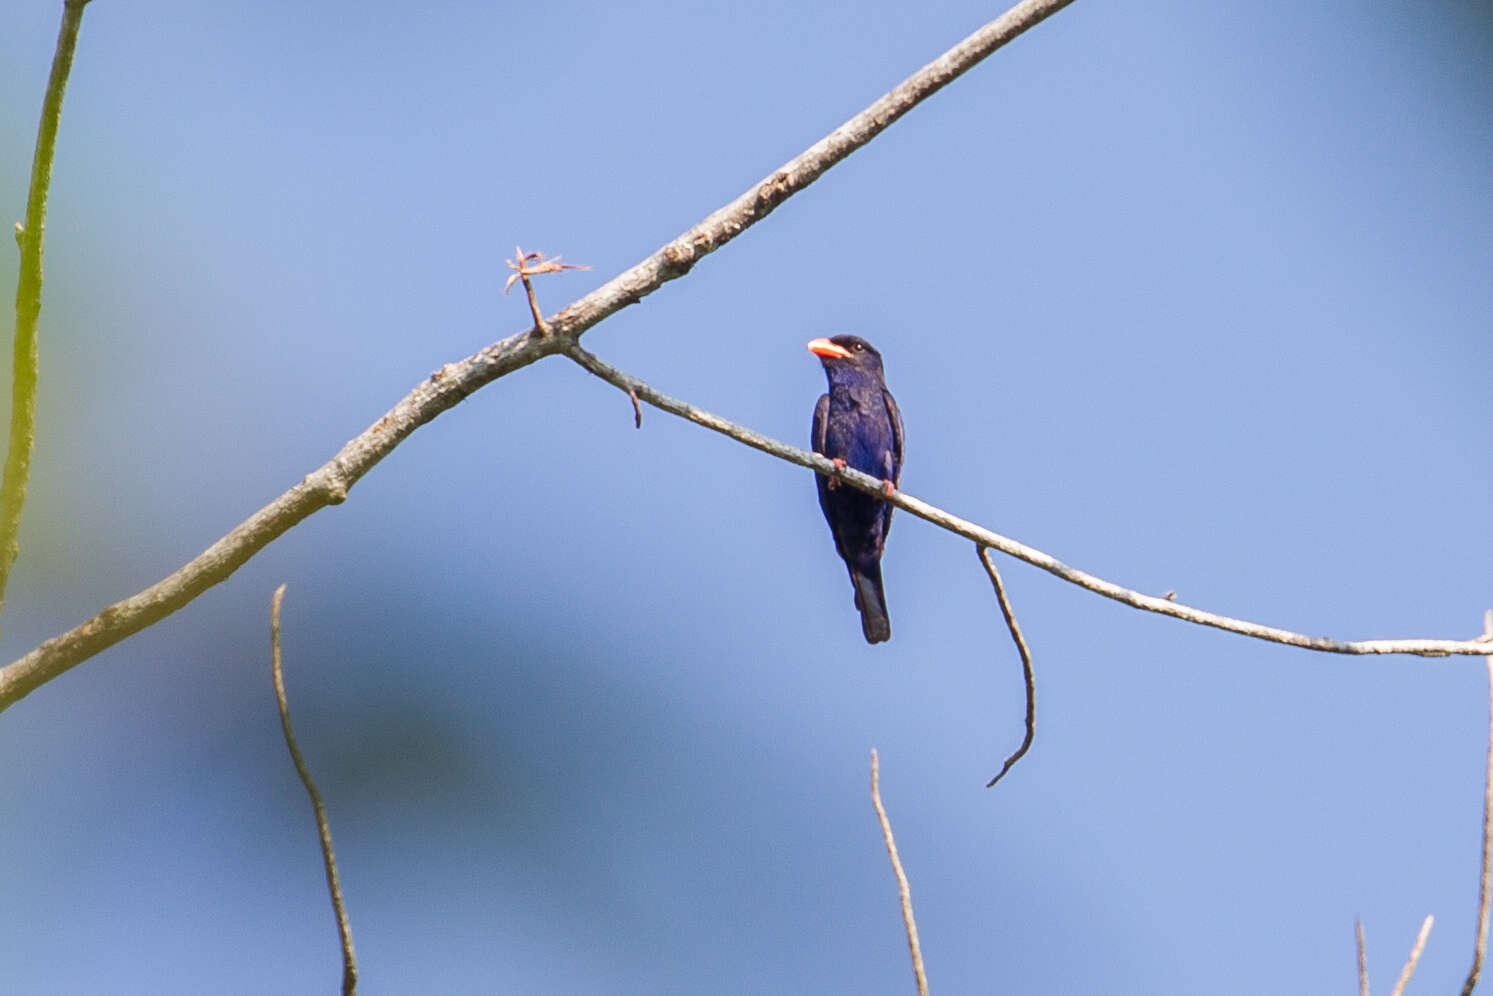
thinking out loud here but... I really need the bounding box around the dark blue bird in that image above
[808,335,904,644]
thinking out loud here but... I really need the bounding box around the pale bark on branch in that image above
[1391,915,1433,996]
[0,0,1077,710]
[563,344,1493,660]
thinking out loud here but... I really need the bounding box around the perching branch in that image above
[562,342,1493,661]
[1,0,94,618]
[271,585,357,996]
[1461,610,1493,996]
[871,750,928,996]
[978,546,1036,788]
[0,0,1077,712]
[1358,919,1370,996]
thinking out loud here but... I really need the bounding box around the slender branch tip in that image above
[870,750,928,996]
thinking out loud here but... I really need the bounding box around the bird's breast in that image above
[824,397,893,478]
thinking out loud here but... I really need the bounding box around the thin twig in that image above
[870,750,928,996]
[977,546,1036,788]
[1358,918,1370,996]
[629,388,642,429]
[271,584,357,996]
[0,0,94,618]
[563,342,1493,661]
[1462,609,1493,996]
[0,0,1077,711]
[1390,916,1433,996]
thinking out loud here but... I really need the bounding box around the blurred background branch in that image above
[0,0,94,617]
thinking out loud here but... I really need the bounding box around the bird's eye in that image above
[852,342,863,351]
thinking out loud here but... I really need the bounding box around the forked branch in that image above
[0,0,1078,711]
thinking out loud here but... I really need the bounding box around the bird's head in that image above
[806,335,885,381]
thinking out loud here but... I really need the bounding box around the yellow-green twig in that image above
[1,0,95,617]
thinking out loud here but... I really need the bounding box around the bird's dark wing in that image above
[811,393,830,456]
[882,388,904,485]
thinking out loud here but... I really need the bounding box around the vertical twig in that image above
[1358,918,1370,996]
[0,0,94,617]
[271,584,358,996]
[978,546,1036,787]
[870,750,928,996]
[1461,610,1493,996]
[1390,916,1433,996]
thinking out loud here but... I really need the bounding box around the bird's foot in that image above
[826,457,847,490]
[881,478,895,498]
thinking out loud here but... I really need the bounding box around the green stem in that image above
[0,0,94,616]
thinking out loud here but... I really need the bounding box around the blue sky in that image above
[1,1,1491,992]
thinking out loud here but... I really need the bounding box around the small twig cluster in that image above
[504,246,590,334]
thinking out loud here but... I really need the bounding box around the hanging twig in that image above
[977,546,1036,787]
[271,584,358,996]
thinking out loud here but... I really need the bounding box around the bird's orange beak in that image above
[807,337,853,359]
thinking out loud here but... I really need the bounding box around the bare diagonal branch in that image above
[539,0,1078,343]
[0,0,1076,712]
[1,0,95,617]
[0,330,567,710]
[564,344,1493,660]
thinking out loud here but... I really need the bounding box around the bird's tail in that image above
[849,563,891,644]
